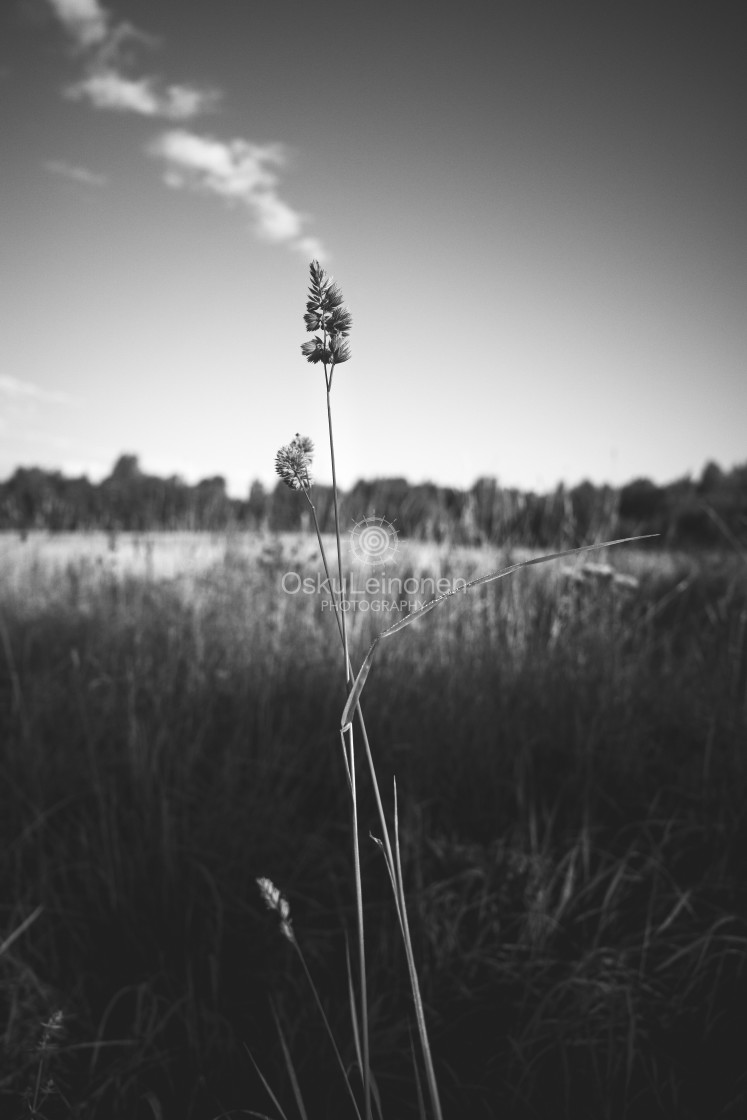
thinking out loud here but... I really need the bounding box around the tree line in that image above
[1,453,745,549]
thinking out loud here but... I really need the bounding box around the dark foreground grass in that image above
[1,535,746,1119]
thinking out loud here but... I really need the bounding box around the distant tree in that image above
[194,476,230,530]
[619,478,664,522]
[698,460,724,494]
[470,477,498,543]
[672,505,720,545]
[724,462,747,492]
[5,468,53,528]
[108,454,142,484]
[247,480,268,528]
[2,453,744,543]
[268,480,303,531]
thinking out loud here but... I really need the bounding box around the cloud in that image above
[67,70,220,119]
[152,130,283,197]
[45,158,106,186]
[45,0,109,49]
[295,235,328,261]
[150,129,327,256]
[0,376,72,404]
[45,0,218,121]
[40,1,327,254]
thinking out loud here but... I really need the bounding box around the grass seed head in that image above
[275,434,314,492]
[302,259,352,366]
[256,877,295,943]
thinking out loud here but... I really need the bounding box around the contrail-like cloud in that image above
[151,128,326,257]
[45,0,219,121]
[66,71,220,120]
[42,0,327,255]
[45,0,109,48]
[45,159,106,186]
[0,375,72,404]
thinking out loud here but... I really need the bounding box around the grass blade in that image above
[244,1043,291,1120]
[341,639,379,731]
[341,536,658,723]
[0,904,43,957]
[271,1001,309,1120]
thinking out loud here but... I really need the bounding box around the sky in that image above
[1,0,745,497]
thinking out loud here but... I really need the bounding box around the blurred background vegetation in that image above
[3,453,747,548]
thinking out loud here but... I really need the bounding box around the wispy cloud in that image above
[150,129,327,257]
[41,0,326,255]
[45,159,106,186]
[67,70,220,119]
[45,0,217,122]
[46,0,109,49]
[0,376,72,404]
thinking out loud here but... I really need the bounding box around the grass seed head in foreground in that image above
[275,434,315,493]
[257,876,294,944]
[301,260,352,371]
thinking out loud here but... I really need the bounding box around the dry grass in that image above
[1,530,746,1118]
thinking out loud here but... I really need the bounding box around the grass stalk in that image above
[294,259,442,1118]
[288,263,371,1117]
[290,260,657,1120]
[291,938,364,1120]
[323,366,371,1120]
[300,486,370,1114]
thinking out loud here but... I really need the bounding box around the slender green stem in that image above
[304,490,345,652]
[302,265,439,1117]
[309,534,442,1118]
[305,460,371,1120]
[393,780,444,1120]
[347,719,368,1116]
[324,360,350,686]
[323,364,371,1120]
[309,464,442,1118]
[355,708,443,1120]
[329,631,443,1118]
[292,939,364,1120]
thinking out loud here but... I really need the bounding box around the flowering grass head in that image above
[275,433,314,492]
[256,877,294,944]
[301,259,352,369]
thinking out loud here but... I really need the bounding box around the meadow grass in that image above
[1,529,746,1118]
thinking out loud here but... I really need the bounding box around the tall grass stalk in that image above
[321,314,371,1120]
[275,260,657,1120]
[292,261,444,1119]
[280,259,371,1119]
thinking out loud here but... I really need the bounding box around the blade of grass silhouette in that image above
[271,1000,309,1120]
[341,641,379,733]
[0,904,43,957]
[409,1025,428,1120]
[244,1042,292,1120]
[342,535,657,728]
[393,777,444,1120]
[302,258,370,1120]
[345,934,384,1120]
[345,933,364,1083]
[292,935,364,1120]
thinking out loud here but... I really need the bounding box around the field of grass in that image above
[1,529,746,1119]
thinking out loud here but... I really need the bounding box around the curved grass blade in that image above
[341,638,380,731]
[340,535,657,727]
